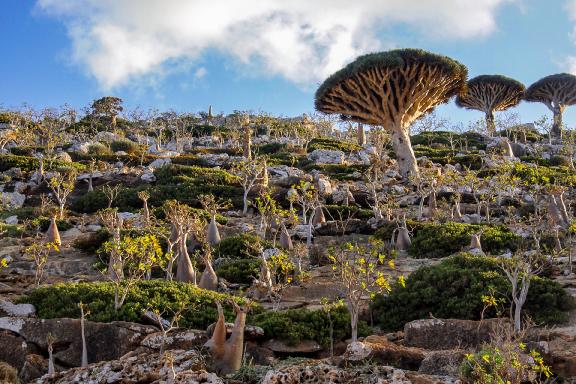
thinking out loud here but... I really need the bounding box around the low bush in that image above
[0,224,22,238]
[410,131,487,150]
[371,253,575,331]
[110,138,140,155]
[408,222,520,258]
[256,143,288,154]
[301,164,368,180]
[215,259,261,285]
[73,229,111,254]
[214,233,271,259]
[154,164,238,185]
[87,143,112,156]
[307,138,361,153]
[0,155,85,173]
[20,280,260,329]
[251,306,370,346]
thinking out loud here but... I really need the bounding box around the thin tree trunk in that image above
[485,110,495,136]
[552,106,563,139]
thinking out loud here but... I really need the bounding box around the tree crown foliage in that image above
[315,48,468,114]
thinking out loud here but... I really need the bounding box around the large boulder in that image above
[148,157,171,170]
[262,339,322,354]
[34,349,221,384]
[261,362,458,384]
[535,326,576,379]
[1,192,25,209]
[0,300,35,317]
[404,318,509,350]
[307,149,345,165]
[139,329,207,351]
[0,317,157,368]
[342,337,425,371]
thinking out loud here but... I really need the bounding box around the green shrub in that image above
[0,224,22,238]
[214,233,271,259]
[73,229,111,254]
[31,217,74,232]
[301,164,368,180]
[307,138,362,153]
[110,138,140,155]
[154,164,238,185]
[371,253,575,331]
[251,306,370,346]
[0,207,36,221]
[0,155,85,173]
[257,143,288,154]
[87,143,112,156]
[215,259,261,284]
[20,280,260,329]
[408,222,520,258]
[410,131,487,150]
[483,163,576,187]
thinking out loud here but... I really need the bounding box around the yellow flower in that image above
[398,275,406,288]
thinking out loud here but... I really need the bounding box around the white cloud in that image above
[564,1,576,72]
[37,0,514,90]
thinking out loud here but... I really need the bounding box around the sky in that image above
[2,0,576,128]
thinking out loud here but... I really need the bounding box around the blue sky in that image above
[2,0,576,128]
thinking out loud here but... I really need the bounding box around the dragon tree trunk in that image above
[390,123,418,179]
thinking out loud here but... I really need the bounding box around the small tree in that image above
[327,239,401,342]
[232,159,264,216]
[500,252,543,333]
[24,242,59,286]
[90,96,123,131]
[47,170,77,219]
[525,73,576,139]
[163,200,200,283]
[455,75,525,136]
[100,234,164,310]
[78,302,90,367]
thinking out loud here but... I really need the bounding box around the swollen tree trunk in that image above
[485,110,495,136]
[199,251,218,291]
[175,234,196,284]
[46,216,61,246]
[223,307,246,374]
[390,125,418,179]
[207,216,221,246]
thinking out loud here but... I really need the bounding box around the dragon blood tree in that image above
[525,73,576,139]
[315,49,467,178]
[455,75,525,136]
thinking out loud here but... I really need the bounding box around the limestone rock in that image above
[148,157,171,170]
[262,339,322,354]
[34,349,221,384]
[0,300,35,317]
[0,317,157,368]
[307,149,345,165]
[404,318,509,350]
[342,338,424,371]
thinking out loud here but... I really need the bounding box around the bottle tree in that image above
[525,73,576,139]
[455,75,525,136]
[315,49,467,178]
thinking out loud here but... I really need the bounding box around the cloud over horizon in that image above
[37,0,514,90]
